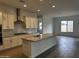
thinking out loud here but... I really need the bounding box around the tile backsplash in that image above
[2,29,14,38]
[2,28,38,38]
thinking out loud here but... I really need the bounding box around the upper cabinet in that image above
[31,17,38,28]
[2,11,15,29]
[25,16,38,28]
[0,11,2,24]
[1,7,38,29]
[8,14,15,29]
[2,11,9,29]
[25,16,31,28]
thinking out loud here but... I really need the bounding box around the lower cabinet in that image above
[3,37,22,49]
[3,38,11,49]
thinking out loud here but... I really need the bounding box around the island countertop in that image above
[22,33,56,57]
[21,33,54,42]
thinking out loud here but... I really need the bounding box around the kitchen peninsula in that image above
[22,34,56,58]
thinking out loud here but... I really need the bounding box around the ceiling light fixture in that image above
[37,9,40,12]
[19,0,27,8]
[24,4,27,7]
[52,5,56,8]
[40,0,44,2]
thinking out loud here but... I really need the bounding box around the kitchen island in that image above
[22,34,56,58]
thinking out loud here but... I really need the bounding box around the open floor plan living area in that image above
[0,0,79,58]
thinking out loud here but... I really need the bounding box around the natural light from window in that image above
[61,21,73,32]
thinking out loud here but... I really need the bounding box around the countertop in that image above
[2,33,29,38]
[2,33,39,38]
[22,33,54,42]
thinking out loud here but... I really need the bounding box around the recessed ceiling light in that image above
[40,0,43,2]
[24,4,27,7]
[37,9,40,12]
[52,5,55,8]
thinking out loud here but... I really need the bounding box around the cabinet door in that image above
[8,14,15,29]
[11,37,22,47]
[3,38,12,49]
[34,17,38,28]
[25,16,38,28]
[26,16,31,28]
[2,12,9,29]
[0,11,2,24]
[30,17,34,28]
[9,37,17,47]
[31,17,38,28]
[3,37,22,49]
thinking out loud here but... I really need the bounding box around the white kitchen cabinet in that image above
[3,36,22,49]
[30,17,34,28]
[8,14,15,29]
[3,38,12,49]
[25,16,38,28]
[2,12,9,29]
[33,17,38,28]
[25,16,31,28]
[9,37,17,47]
[2,11,15,29]
[12,37,22,46]
[30,17,36,28]
[0,11,2,24]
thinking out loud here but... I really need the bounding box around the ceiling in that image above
[0,0,79,16]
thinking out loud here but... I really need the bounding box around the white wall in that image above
[42,10,79,34]
[43,14,79,37]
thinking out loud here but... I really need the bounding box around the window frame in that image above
[61,20,73,32]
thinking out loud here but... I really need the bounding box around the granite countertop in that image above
[3,34,33,38]
[21,33,54,42]
[3,33,54,42]
[2,33,40,38]
[2,33,32,38]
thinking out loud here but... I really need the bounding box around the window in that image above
[61,21,73,32]
[39,22,42,30]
